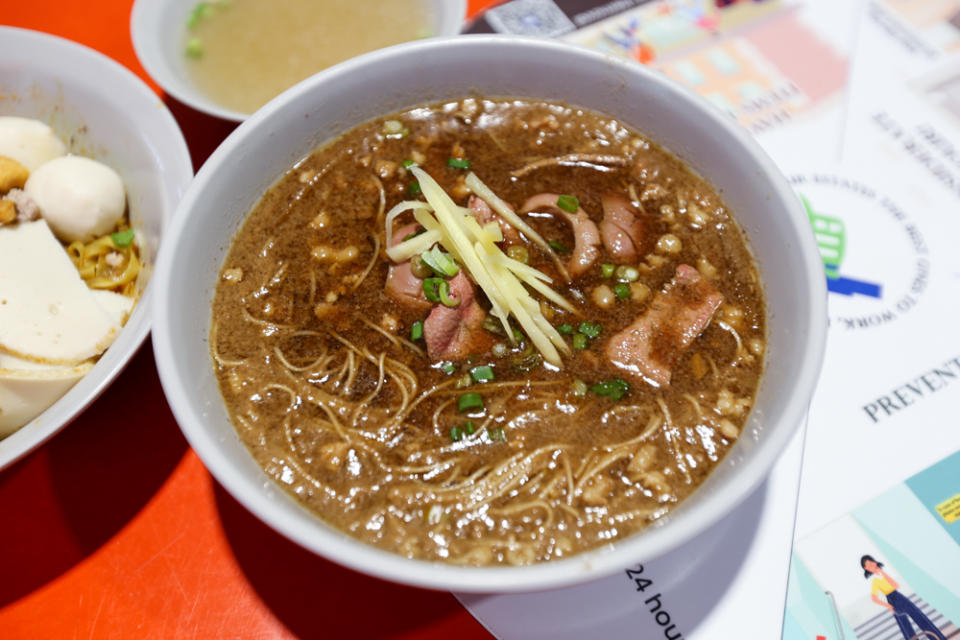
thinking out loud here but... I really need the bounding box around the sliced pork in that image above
[423,272,490,361]
[469,195,519,243]
[605,265,723,387]
[520,193,600,277]
[385,222,431,310]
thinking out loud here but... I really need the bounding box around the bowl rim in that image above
[152,34,827,592]
[0,26,193,471]
[129,0,469,122]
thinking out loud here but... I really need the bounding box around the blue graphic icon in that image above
[802,195,882,298]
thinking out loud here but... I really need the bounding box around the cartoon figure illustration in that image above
[861,555,947,640]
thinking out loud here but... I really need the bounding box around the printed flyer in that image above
[458,1,862,638]
[787,451,960,640]
[784,3,960,639]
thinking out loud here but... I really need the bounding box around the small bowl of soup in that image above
[152,36,826,592]
[0,27,192,470]
[131,0,468,121]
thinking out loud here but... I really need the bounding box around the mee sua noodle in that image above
[211,98,766,565]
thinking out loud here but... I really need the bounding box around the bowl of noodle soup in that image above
[152,36,826,591]
[0,27,192,470]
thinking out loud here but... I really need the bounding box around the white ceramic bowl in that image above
[130,0,468,121]
[152,36,826,592]
[0,27,193,470]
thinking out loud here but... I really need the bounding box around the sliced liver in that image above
[385,222,431,310]
[605,264,723,387]
[423,271,491,361]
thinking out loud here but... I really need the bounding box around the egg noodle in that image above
[65,222,141,296]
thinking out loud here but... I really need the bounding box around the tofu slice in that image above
[0,351,93,436]
[0,220,121,365]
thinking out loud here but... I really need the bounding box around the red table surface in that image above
[1,2,501,638]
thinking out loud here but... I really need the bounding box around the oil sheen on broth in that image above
[184,0,432,114]
[211,98,766,566]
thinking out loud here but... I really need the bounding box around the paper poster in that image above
[457,2,860,637]
[785,451,960,640]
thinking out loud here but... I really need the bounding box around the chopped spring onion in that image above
[111,229,135,248]
[613,283,631,300]
[601,263,615,278]
[549,240,570,253]
[615,265,640,282]
[482,315,505,335]
[556,323,574,335]
[572,333,588,350]
[589,378,631,401]
[456,374,472,389]
[447,157,472,169]
[403,227,426,242]
[450,426,464,442]
[420,246,459,277]
[410,320,424,341]
[441,362,457,375]
[408,181,422,196]
[383,120,409,137]
[458,392,484,412]
[470,365,495,382]
[488,427,506,442]
[464,421,476,435]
[402,158,417,169]
[578,321,602,339]
[422,278,459,307]
[410,255,433,279]
[186,2,215,29]
[491,342,509,358]
[571,379,588,397]
[185,38,203,59]
[556,194,579,213]
[506,244,529,264]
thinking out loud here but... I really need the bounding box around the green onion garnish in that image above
[589,378,631,401]
[464,421,476,435]
[441,362,457,375]
[571,379,588,397]
[556,323,574,335]
[614,283,631,300]
[450,426,463,442]
[402,227,426,242]
[408,181,422,196]
[488,427,506,442]
[422,278,459,307]
[572,333,588,350]
[548,240,570,253]
[420,246,459,277]
[578,321,602,339]
[615,265,640,282]
[185,38,203,59]
[402,158,417,169]
[410,320,424,341]
[447,157,472,169]
[601,263,615,278]
[556,194,579,213]
[111,229,135,248]
[187,2,214,29]
[458,392,484,412]
[470,365,495,383]
[512,328,525,343]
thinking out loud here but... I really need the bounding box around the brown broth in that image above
[211,98,766,565]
